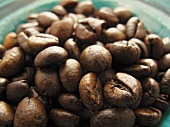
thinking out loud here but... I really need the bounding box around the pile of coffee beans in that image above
[0,0,170,127]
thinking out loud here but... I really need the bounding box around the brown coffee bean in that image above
[28,33,59,53]
[80,45,112,72]
[74,1,94,16]
[134,107,162,126]
[160,68,170,94]
[50,19,74,43]
[35,67,60,97]
[114,7,132,24]
[14,97,47,127]
[37,12,59,27]
[104,72,142,108]
[0,78,9,98]
[0,44,6,58]
[158,53,170,71]
[116,24,126,33]
[0,47,25,78]
[52,5,67,17]
[59,0,78,12]
[34,46,68,67]
[27,13,38,23]
[141,78,160,106]
[3,32,18,49]
[79,72,103,111]
[59,59,83,92]
[162,37,170,54]
[64,38,81,60]
[58,93,83,114]
[6,80,30,104]
[0,101,14,127]
[90,108,135,127]
[24,27,39,37]
[102,27,126,43]
[96,7,118,27]
[50,108,80,127]
[126,17,146,40]
[106,40,141,65]
[144,34,164,59]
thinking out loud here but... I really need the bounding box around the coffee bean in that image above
[0,47,25,78]
[80,45,112,72]
[79,72,103,111]
[0,101,14,127]
[104,72,142,108]
[59,58,83,92]
[162,37,170,54]
[34,46,68,67]
[90,108,135,127]
[160,68,170,94]
[0,44,6,58]
[0,78,9,98]
[59,0,78,12]
[50,108,80,127]
[52,5,67,17]
[116,24,126,33]
[3,32,18,49]
[106,40,141,65]
[134,107,162,126]
[35,67,61,97]
[24,27,39,36]
[158,53,170,71]
[126,17,146,40]
[14,97,47,127]
[6,80,30,104]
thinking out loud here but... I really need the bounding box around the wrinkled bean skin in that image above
[35,67,60,97]
[80,45,112,73]
[0,101,14,127]
[0,47,25,78]
[34,46,68,67]
[160,68,170,94]
[90,108,135,127]
[59,59,83,92]
[134,107,162,126]
[50,108,80,127]
[6,80,30,104]
[14,97,47,127]
[79,73,103,111]
[106,40,141,65]
[104,72,142,108]
[141,78,160,106]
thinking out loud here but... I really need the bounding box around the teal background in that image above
[0,0,170,126]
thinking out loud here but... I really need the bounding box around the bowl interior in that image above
[0,0,170,126]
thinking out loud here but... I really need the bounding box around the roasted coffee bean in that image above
[97,69,115,85]
[12,67,35,85]
[144,34,164,59]
[80,45,112,72]
[24,27,39,36]
[104,72,142,108]
[35,67,60,97]
[151,94,169,112]
[102,27,126,43]
[52,5,67,17]
[134,107,162,126]
[37,12,59,27]
[79,72,103,111]
[59,0,78,12]
[27,13,38,23]
[0,101,14,127]
[114,7,132,24]
[58,93,83,114]
[96,7,118,27]
[0,44,6,58]
[59,59,83,92]
[106,40,141,65]
[130,38,149,58]
[14,97,47,127]
[50,108,80,127]
[50,18,74,43]
[90,108,135,127]
[162,37,170,54]
[3,32,18,49]
[160,68,170,94]
[126,17,146,40]
[74,1,94,16]
[6,80,30,104]
[116,24,126,33]
[158,53,170,71]
[64,38,81,60]
[28,33,59,53]
[141,78,160,106]
[34,46,68,67]
[0,47,25,78]
[0,78,9,98]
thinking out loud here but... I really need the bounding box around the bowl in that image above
[0,0,170,126]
